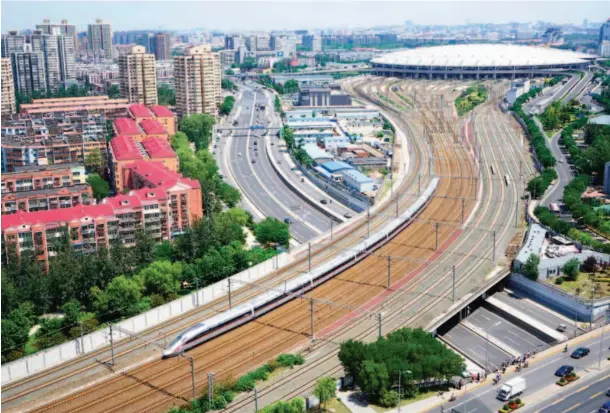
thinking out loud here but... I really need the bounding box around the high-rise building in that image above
[118,45,158,105]
[174,45,221,117]
[1,58,16,116]
[600,19,610,42]
[87,19,113,60]
[1,31,26,58]
[12,46,47,96]
[224,35,241,50]
[36,19,78,50]
[136,32,155,53]
[302,35,322,52]
[599,41,610,58]
[154,33,171,61]
[31,29,76,93]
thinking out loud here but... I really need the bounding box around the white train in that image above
[162,178,440,358]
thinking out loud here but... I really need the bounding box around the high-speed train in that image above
[162,177,439,358]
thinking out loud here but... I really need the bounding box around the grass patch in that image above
[455,85,487,116]
[309,398,351,413]
[546,270,610,299]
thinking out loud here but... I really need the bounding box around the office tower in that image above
[88,19,113,59]
[1,58,16,116]
[1,31,26,58]
[118,45,158,105]
[136,32,154,53]
[600,19,610,42]
[12,46,47,96]
[154,33,171,61]
[36,19,78,50]
[174,45,221,117]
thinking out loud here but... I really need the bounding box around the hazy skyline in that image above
[2,1,609,33]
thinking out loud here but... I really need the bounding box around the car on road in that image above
[233,120,239,126]
[284,218,292,224]
[599,401,610,413]
[320,199,328,205]
[238,152,242,156]
[277,160,282,164]
[571,347,590,359]
[554,365,574,377]
[344,213,353,219]
[607,388,610,396]
[251,160,256,163]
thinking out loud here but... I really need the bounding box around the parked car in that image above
[251,160,256,164]
[557,324,567,332]
[344,213,353,219]
[554,365,574,377]
[320,199,328,205]
[571,347,590,359]
[599,401,610,413]
[284,218,292,224]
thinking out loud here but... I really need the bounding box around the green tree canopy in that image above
[84,147,104,170]
[562,258,581,281]
[178,114,216,150]
[87,173,110,201]
[313,377,337,409]
[107,84,121,99]
[521,254,540,281]
[158,84,176,106]
[254,218,290,248]
[91,275,149,319]
[137,261,182,299]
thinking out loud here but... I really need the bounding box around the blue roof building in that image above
[320,161,354,174]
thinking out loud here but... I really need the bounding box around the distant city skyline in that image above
[2,1,608,33]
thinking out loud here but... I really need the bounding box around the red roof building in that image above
[139,118,168,137]
[110,135,143,162]
[113,117,144,138]
[150,105,176,135]
[128,103,154,119]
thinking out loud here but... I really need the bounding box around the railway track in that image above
[26,77,481,413]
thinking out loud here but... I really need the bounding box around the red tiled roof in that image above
[150,105,174,118]
[114,118,142,136]
[105,193,142,209]
[140,119,167,135]
[129,104,153,118]
[126,161,200,189]
[2,204,116,230]
[141,137,176,159]
[110,135,143,161]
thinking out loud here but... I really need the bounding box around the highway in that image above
[6,76,532,413]
[541,128,572,207]
[523,74,578,115]
[440,327,610,413]
[563,71,594,103]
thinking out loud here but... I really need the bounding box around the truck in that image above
[497,377,526,401]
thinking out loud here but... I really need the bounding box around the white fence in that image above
[1,252,290,385]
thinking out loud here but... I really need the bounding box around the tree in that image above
[254,218,290,248]
[137,261,182,299]
[91,275,149,319]
[60,299,82,330]
[338,339,368,378]
[359,361,389,397]
[219,96,235,116]
[521,254,540,281]
[563,258,581,281]
[582,256,598,273]
[84,147,104,170]
[178,114,215,150]
[134,230,157,270]
[158,84,176,106]
[87,173,110,201]
[1,319,29,362]
[107,84,120,99]
[313,377,336,409]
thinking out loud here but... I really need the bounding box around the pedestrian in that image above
[477,372,480,382]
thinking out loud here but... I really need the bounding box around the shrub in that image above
[276,353,305,368]
[379,389,400,407]
[503,404,510,411]
[515,398,522,404]
[555,277,564,285]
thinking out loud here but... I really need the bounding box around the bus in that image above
[550,203,560,214]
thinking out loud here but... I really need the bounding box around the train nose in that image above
[162,348,173,358]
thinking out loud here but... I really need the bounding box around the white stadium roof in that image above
[371,44,596,68]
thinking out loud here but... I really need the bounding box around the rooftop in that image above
[126,161,200,189]
[11,163,84,174]
[110,135,143,161]
[114,118,142,136]
[515,223,547,265]
[589,115,610,126]
[150,105,174,117]
[302,143,333,160]
[141,137,176,159]
[128,104,153,118]
[139,119,167,135]
[320,160,354,173]
[372,44,596,68]
[2,184,91,199]
[342,168,374,183]
[2,204,116,230]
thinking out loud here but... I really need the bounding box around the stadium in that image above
[370,44,597,79]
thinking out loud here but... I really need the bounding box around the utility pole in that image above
[515,199,519,228]
[109,324,115,366]
[310,299,315,341]
[435,223,440,251]
[330,219,334,240]
[195,278,200,306]
[387,256,391,289]
[367,204,371,238]
[189,356,196,400]
[254,388,259,412]
[377,313,382,337]
[208,372,215,406]
[79,321,84,354]
[492,230,496,262]
[308,243,312,272]
[228,279,232,309]
[395,194,399,217]
[452,265,456,302]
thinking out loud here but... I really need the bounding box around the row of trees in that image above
[538,99,584,131]
[158,84,176,106]
[338,328,464,407]
[282,127,313,167]
[258,76,299,95]
[221,78,237,91]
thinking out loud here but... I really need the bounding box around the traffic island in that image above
[556,373,580,386]
[499,398,525,412]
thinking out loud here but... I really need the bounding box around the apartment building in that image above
[12,48,47,96]
[2,184,93,214]
[1,58,16,116]
[36,19,78,49]
[154,33,172,61]
[1,163,87,194]
[2,162,202,268]
[30,29,76,92]
[109,134,178,192]
[174,45,221,117]
[19,95,130,118]
[118,45,158,105]
[149,105,176,134]
[88,19,113,60]
[1,31,26,58]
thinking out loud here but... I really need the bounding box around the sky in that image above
[2,1,609,33]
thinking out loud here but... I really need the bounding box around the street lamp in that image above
[397,370,412,412]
